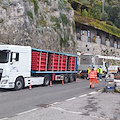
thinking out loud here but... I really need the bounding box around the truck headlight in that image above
[1,80,8,84]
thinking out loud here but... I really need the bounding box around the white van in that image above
[108,66,119,73]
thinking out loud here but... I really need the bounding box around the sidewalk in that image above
[2,90,120,120]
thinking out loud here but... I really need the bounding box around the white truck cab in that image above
[0,45,31,90]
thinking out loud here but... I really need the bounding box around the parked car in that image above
[78,70,87,78]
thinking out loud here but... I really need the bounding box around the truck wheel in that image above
[44,75,51,86]
[69,74,74,82]
[64,74,69,83]
[14,77,23,90]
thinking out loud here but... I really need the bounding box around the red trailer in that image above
[31,48,77,85]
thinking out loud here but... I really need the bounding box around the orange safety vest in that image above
[89,70,97,79]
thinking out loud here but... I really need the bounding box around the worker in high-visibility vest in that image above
[88,67,97,88]
[97,67,100,78]
[94,67,99,84]
[87,66,91,80]
[99,66,103,81]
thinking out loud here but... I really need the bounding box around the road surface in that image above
[0,78,105,119]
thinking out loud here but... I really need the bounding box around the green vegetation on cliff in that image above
[75,12,120,38]
[30,0,39,15]
[50,13,71,48]
[69,0,120,38]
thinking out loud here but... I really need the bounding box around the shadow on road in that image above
[0,88,14,92]
[0,79,82,92]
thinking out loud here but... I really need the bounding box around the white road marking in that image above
[79,94,87,98]
[51,107,82,114]
[0,117,9,120]
[51,107,110,120]
[89,91,97,95]
[98,89,103,92]
[99,116,110,120]
[66,97,76,101]
[17,108,38,115]
[53,102,61,105]
[89,115,98,118]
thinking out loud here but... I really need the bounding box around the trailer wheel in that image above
[14,77,23,90]
[64,74,69,83]
[44,75,51,86]
[69,74,74,82]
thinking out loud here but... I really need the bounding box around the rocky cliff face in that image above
[0,0,76,54]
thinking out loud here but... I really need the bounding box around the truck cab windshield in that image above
[0,50,9,63]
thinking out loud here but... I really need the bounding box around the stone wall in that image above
[0,0,76,54]
[77,40,120,57]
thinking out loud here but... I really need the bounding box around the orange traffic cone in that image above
[96,79,99,84]
[76,78,77,82]
[62,80,64,85]
[50,81,52,87]
[29,83,32,90]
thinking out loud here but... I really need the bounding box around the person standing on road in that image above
[97,67,100,78]
[99,66,103,81]
[88,67,97,89]
[95,67,99,84]
[87,66,91,80]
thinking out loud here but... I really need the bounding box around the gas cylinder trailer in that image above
[0,45,77,90]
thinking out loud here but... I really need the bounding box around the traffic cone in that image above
[62,80,64,85]
[29,83,32,90]
[76,78,77,82]
[50,81,52,87]
[84,77,86,80]
[96,79,99,84]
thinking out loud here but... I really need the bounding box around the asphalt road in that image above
[0,78,105,119]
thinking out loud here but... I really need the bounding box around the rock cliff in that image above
[0,0,76,54]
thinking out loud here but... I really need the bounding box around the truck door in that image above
[10,52,19,77]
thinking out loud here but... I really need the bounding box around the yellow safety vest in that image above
[87,68,90,74]
[97,68,99,73]
[99,68,103,74]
